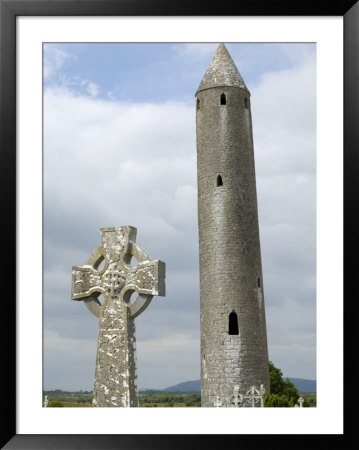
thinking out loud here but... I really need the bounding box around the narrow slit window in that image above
[196,99,200,110]
[245,97,248,109]
[220,93,226,105]
[258,277,261,287]
[229,311,239,335]
[216,175,223,186]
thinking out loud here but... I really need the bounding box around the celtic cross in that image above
[243,385,266,407]
[231,385,243,407]
[232,385,266,407]
[214,396,223,407]
[71,226,165,407]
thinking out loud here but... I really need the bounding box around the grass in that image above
[43,390,316,407]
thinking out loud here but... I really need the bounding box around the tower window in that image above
[197,99,200,110]
[216,174,223,186]
[220,93,226,105]
[245,97,248,109]
[258,277,261,287]
[229,311,239,335]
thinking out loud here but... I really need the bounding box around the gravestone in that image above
[71,226,165,407]
[231,385,243,407]
[214,396,223,407]
[231,384,266,407]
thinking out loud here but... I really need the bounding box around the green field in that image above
[43,390,201,407]
[43,390,93,407]
[43,390,315,407]
[139,390,201,407]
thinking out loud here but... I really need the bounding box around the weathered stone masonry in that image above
[196,44,270,407]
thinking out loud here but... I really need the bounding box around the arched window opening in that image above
[220,93,226,105]
[229,311,239,335]
[196,99,200,111]
[216,174,223,187]
[245,97,248,109]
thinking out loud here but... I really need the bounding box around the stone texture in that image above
[196,44,270,407]
[71,226,165,407]
[196,43,248,94]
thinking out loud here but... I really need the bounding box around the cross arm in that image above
[123,259,165,319]
[71,265,105,300]
[124,260,165,298]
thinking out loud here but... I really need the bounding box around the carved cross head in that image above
[231,385,243,407]
[71,226,165,319]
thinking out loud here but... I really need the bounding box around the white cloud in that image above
[43,329,97,390]
[174,43,218,58]
[80,79,100,97]
[44,328,95,355]
[252,55,316,177]
[138,333,198,354]
[43,92,197,253]
[278,43,316,66]
[266,296,316,379]
[248,51,316,375]
[43,45,76,82]
[136,333,200,389]
[44,46,102,99]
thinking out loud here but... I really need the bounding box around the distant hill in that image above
[287,378,316,392]
[164,380,201,392]
[163,378,316,393]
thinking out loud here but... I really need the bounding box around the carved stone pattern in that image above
[71,226,165,408]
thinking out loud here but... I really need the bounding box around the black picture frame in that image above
[1,0,357,448]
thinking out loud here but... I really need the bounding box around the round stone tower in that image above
[196,44,270,407]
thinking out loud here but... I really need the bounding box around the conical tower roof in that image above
[196,43,248,94]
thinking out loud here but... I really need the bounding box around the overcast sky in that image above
[43,42,316,391]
